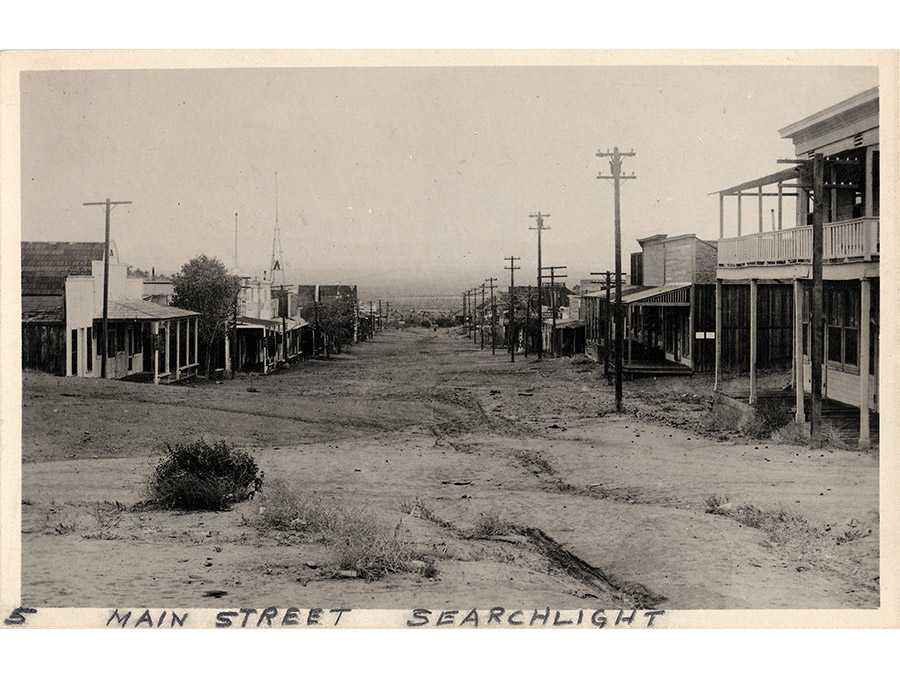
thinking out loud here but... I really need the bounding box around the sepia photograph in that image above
[1,49,897,632]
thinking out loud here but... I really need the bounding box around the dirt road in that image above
[21,328,879,609]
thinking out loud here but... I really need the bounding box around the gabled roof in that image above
[21,241,108,296]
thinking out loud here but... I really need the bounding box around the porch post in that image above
[714,279,722,391]
[626,305,632,366]
[864,147,874,217]
[758,186,764,233]
[152,321,160,386]
[749,278,758,406]
[719,193,724,239]
[859,278,871,448]
[737,193,742,237]
[224,320,231,374]
[777,183,783,230]
[793,279,805,423]
[194,317,198,368]
[176,318,182,380]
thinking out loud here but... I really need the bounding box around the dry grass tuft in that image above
[257,481,422,580]
[472,508,513,538]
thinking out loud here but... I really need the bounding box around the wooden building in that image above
[227,273,309,374]
[583,233,718,374]
[21,241,199,384]
[714,88,879,447]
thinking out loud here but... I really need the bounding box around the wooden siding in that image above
[692,284,716,372]
[720,283,793,373]
[22,323,66,375]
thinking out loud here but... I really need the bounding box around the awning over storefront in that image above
[236,316,310,332]
[622,283,691,307]
[583,285,648,299]
[104,299,199,321]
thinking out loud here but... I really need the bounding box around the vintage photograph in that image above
[1,51,896,629]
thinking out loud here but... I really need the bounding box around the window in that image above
[71,329,78,375]
[825,284,860,370]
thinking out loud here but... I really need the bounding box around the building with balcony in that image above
[713,88,879,447]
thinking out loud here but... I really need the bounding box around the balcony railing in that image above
[718,217,879,267]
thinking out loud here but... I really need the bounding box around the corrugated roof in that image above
[21,241,107,296]
[583,285,647,298]
[105,299,199,321]
[22,296,64,323]
[622,283,691,305]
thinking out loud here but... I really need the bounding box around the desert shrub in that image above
[147,439,263,511]
[257,482,419,580]
[704,494,730,515]
[739,398,794,439]
[571,354,593,366]
[473,508,512,537]
[331,514,417,579]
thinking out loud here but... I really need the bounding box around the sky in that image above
[19,63,879,299]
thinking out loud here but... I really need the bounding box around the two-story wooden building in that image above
[714,87,879,447]
[583,233,718,374]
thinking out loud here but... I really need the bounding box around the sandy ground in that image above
[20,328,879,609]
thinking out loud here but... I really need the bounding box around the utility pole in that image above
[524,285,532,357]
[540,266,567,357]
[480,283,486,350]
[529,213,550,361]
[462,291,468,336]
[313,301,320,357]
[505,255,520,363]
[369,300,375,337]
[83,198,132,379]
[485,277,497,355]
[591,271,626,377]
[471,289,478,347]
[597,147,636,413]
[234,212,239,270]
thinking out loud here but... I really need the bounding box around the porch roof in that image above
[104,299,199,321]
[622,282,691,306]
[710,167,802,196]
[583,285,647,299]
[236,316,310,331]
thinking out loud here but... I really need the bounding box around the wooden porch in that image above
[718,389,879,447]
